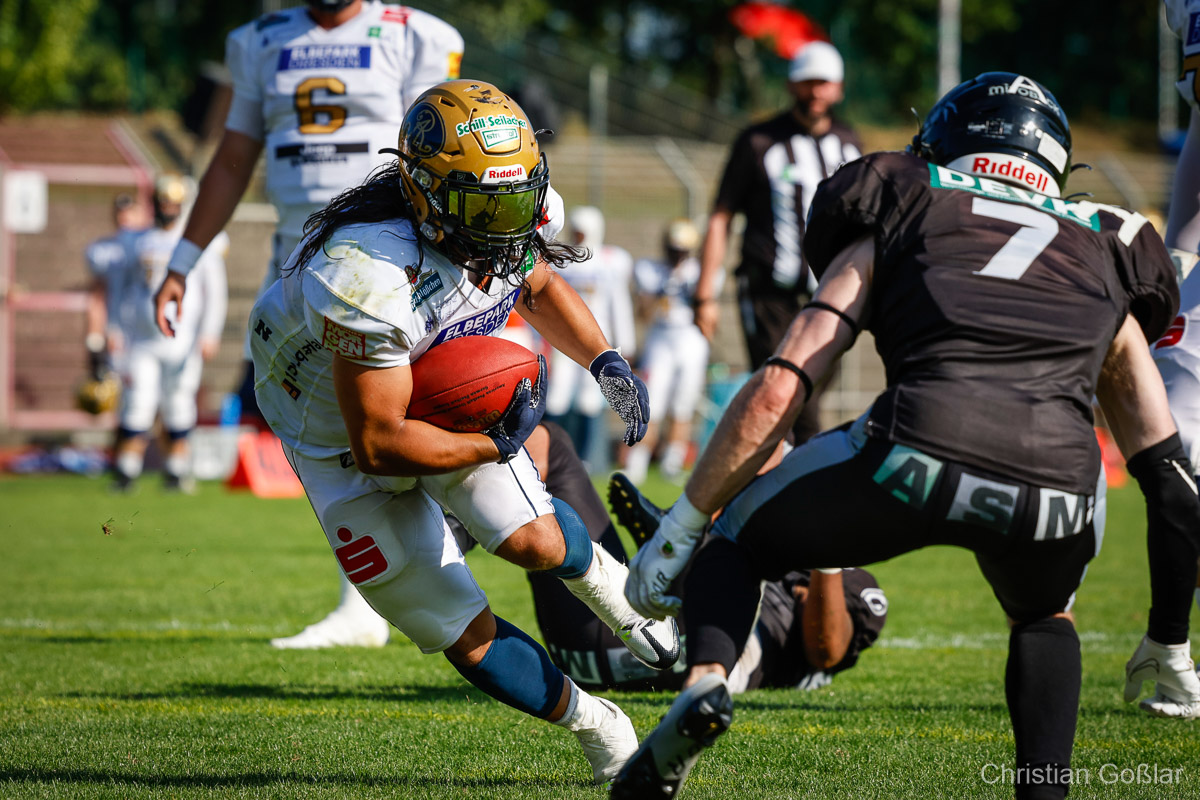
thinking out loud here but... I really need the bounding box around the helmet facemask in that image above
[410,154,549,279]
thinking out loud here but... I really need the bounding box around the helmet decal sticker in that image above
[405,103,445,158]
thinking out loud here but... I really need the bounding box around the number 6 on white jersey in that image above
[971,197,1059,280]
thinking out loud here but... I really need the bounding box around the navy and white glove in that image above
[486,354,547,463]
[589,349,649,445]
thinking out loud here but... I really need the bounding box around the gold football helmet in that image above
[76,373,121,415]
[394,80,549,277]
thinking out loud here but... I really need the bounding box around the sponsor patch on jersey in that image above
[929,164,1101,230]
[334,526,390,584]
[454,114,528,151]
[481,164,527,183]
[1034,489,1093,541]
[278,45,371,71]
[322,317,366,360]
[945,472,1019,535]
[409,269,445,311]
[382,7,410,24]
[430,288,521,345]
[404,102,446,157]
[872,444,943,510]
[1189,13,1200,45]
[368,25,381,38]
[276,142,369,166]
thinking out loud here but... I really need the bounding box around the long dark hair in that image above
[288,162,588,308]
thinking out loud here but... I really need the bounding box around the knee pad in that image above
[543,498,593,579]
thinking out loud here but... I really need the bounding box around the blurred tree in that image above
[0,0,1169,134]
[0,0,101,111]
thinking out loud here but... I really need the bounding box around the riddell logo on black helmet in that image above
[947,154,1056,196]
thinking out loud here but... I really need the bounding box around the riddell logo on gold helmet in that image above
[482,165,527,182]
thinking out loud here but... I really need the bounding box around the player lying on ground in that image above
[450,422,888,692]
[157,79,680,785]
[609,72,1200,800]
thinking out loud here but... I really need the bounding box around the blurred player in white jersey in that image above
[236,81,675,784]
[1137,0,1200,715]
[153,0,463,649]
[110,175,227,492]
[84,193,148,377]
[544,206,637,471]
[623,219,721,485]
[79,193,149,417]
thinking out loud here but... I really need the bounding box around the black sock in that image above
[684,536,762,673]
[1126,434,1200,645]
[1006,616,1080,800]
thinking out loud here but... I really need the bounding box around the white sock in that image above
[551,680,608,732]
[624,444,651,485]
[727,629,762,695]
[165,452,189,479]
[549,679,581,727]
[116,450,143,480]
[661,441,688,476]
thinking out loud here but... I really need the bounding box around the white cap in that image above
[568,205,605,249]
[788,41,843,83]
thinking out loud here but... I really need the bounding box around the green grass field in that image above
[2,472,1198,799]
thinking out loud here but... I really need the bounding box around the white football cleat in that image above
[564,541,681,670]
[609,673,733,799]
[270,610,391,650]
[572,697,639,785]
[1123,635,1200,719]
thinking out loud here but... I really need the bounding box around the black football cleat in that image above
[607,472,666,551]
[609,673,733,799]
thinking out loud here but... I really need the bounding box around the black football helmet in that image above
[909,72,1072,196]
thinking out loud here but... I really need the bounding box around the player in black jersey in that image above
[610,72,1200,800]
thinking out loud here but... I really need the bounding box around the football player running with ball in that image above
[185,80,675,785]
[610,73,1200,800]
[155,0,465,649]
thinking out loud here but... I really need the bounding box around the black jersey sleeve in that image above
[803,155,893,280]
[712,128,757,213]
[1108,212,1180,340]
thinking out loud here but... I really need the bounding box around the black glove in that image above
[485,354,547,463]
[590,349,649,445]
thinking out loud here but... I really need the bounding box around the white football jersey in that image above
[633,255,721,333]
[249,219,528,459]
[113,226,228,357]
[224,2,463,239]
[1167,0,1200,113]
[555,245,636,353]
